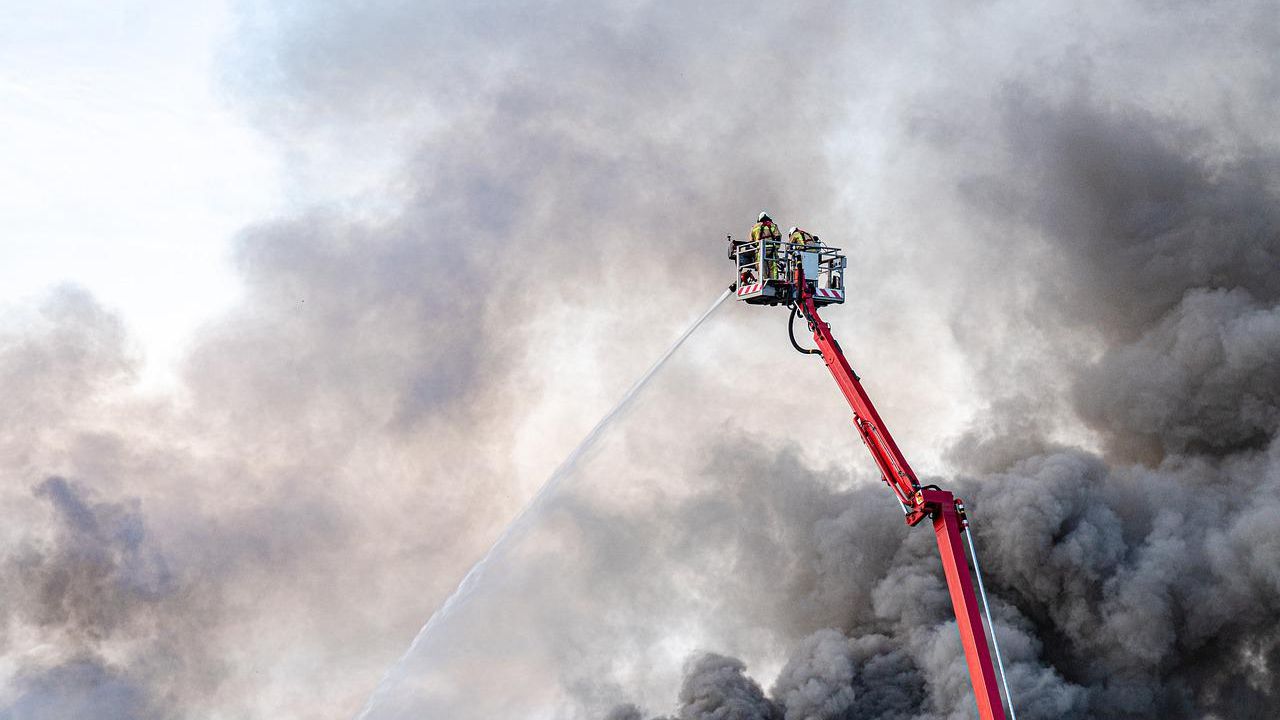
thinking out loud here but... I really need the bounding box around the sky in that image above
[2,2,1279,720]
[0,1,275,388]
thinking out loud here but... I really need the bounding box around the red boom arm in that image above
[796,285,1008,720]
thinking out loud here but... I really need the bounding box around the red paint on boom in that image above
[729,229,1008,720]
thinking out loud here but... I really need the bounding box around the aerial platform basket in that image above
[731,238,847,307]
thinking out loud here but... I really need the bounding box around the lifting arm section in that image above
[793,273,1008,720]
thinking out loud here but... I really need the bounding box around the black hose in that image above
[789,305,822,355]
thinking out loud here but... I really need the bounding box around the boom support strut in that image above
[794,275,1008,720]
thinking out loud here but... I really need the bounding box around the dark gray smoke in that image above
[771,630,921,720]
[603,53,1280,720]
[606,654,786,720]
[0,475,189,719]
[4,1,1280,719]
[676,654,781,720]
[17,476,175,636]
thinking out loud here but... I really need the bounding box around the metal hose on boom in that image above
[789,305,821,355]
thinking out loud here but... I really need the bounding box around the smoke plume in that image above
[3,2,1279,719]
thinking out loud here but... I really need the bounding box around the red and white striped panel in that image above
[737,282,764,296]
[814,288,845,300]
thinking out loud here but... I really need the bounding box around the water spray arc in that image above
[355,289,733,720]
[730,232,1016,720]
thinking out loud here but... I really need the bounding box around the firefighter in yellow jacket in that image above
[749,212,783,280]
[788,226,815,246]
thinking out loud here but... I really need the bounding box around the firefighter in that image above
[750,211,783,280]
[750,212,780,243]
[788,226,814,246]
[787,226,824,290]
